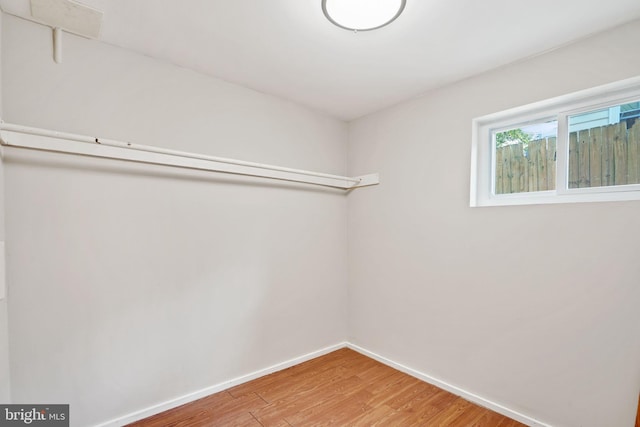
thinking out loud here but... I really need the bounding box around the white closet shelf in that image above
[0,123,379,190]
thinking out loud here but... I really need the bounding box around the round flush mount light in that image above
[322,0,406,32]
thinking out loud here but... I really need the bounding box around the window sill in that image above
[474,185,640,207]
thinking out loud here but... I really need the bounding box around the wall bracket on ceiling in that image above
[30,0,103,64]
[0,122,380,190]
[52,27,62,63]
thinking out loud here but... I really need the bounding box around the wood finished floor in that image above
[128,348,526,426]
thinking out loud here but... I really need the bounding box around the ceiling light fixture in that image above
[322,0,406,32]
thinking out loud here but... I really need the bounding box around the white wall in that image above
[1,14,348,426]
[0,10,11,404]
[348,19,640,427]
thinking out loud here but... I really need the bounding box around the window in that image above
[493,119,558,195]
[568,101,640,189]
[471,76,640,206]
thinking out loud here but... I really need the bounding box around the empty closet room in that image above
[0,1,639,426]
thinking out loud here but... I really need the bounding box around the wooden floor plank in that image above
[252,375,366,425]
[364,373,426,410]
[345,404,398,426]
[128,348,527,427]
[207,411,263,427]
[285,388,372,425]
[468,408,511,427]
[425,397,479,426]
[451,406,491,427]
[228,348,351,398]
[391,389,459,425]
[387,381,440,411]
[257,364,350,403]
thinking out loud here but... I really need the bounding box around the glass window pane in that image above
[493,120,557,194]
[568,100,640,188]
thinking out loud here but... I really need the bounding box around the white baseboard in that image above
[346,343,553,427]
[94,342,347,427]
[95,341,552,427]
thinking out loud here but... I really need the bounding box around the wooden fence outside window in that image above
[495,120,640,194]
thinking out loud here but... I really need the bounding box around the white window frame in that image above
[470,76,640,207]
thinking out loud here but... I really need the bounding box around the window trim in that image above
[470,76,640,207]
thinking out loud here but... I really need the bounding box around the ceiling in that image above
[2,0,640,121]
